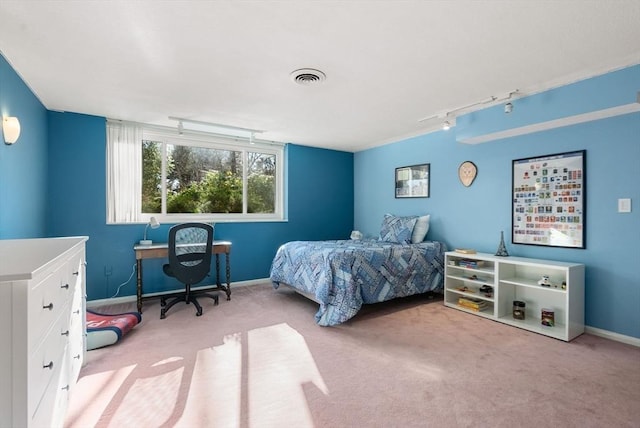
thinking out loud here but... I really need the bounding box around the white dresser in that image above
[0,236,88,427]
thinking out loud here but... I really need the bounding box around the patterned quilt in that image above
[270,239,446,326]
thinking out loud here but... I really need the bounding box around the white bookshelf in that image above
[444,251,585,341]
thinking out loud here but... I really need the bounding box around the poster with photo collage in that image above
[512,150,585,248]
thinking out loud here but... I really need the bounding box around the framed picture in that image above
[395,163,430,198]
[512,150,586,248]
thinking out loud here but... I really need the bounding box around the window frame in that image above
[109,123,285,224]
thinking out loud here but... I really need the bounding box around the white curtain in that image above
[106,121,143,223]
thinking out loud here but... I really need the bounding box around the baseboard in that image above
[585,326,640,347]
[87,278,270,308]
[87,284,640,348]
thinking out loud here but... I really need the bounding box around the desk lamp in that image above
[140,217,160,245]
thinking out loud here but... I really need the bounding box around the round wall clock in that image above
[458,161,477,187]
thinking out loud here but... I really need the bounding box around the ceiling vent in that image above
[290,68,326,85]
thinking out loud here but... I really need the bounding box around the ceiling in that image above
[1,1,639,152]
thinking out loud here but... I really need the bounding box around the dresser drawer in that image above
[68,288,84,383]
[28,271,67,349]
[28,251,82,350]
[54,249,83,314]
[31,346,70,428]
[68,334,84,385]
[28,308,68,414]
[60,251,84,301]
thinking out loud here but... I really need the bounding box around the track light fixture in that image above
[504,102,513,114]
[418,89,519,129]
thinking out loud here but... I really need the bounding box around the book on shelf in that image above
[457,303,486,312]
[458,259,486,269]
[458,301,486,309]
[455,248,476,254]
[457,297,487,310]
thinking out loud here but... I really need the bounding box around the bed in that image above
[270,214,446,326]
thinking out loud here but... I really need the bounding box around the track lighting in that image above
[418,89,519,129]
[504,102,513,114]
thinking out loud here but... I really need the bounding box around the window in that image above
[107,121,284,224]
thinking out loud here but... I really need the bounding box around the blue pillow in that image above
[379,214,418,244]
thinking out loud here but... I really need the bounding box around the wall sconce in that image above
[3,116,21,144]
[140,216,160,245]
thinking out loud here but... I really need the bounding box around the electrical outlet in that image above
[618,198,632,213]
[104,265,113,276]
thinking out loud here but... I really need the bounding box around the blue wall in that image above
[2,49,638,339]
[0,54,48,238]
[355,65,640,339]
[2,54,353,301]
[45,112,354,300]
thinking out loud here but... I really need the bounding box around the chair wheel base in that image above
[159,291,220,319]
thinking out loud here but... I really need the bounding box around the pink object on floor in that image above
[86,309,141,350]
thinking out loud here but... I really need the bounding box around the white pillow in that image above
[411,215,430,243]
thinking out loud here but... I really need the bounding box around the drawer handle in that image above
[73,271,80,276]
[43,361,54,370]
[73,309,80,315]
[74,354,81,360]
[43,303,54,311]
[61,385,70,391]
[61,330,69,336]
[61,283,69,289]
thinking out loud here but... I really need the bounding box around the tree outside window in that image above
[142,140,278,217]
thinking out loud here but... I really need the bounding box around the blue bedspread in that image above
[270,239,446,326]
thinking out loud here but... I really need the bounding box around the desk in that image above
[134,240,232,313]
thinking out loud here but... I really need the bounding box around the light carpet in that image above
[65,283,640,428]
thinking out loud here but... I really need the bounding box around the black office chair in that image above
[160,223,219,319]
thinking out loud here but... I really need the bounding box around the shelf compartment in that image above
[447,273,493,286]
[496,282,566,331]
[447,264,494,277]
[445,286,494,302]
[500,277,567,293]
[496,315,566,340]
[445,302,494,318]
[446,293,494,314]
